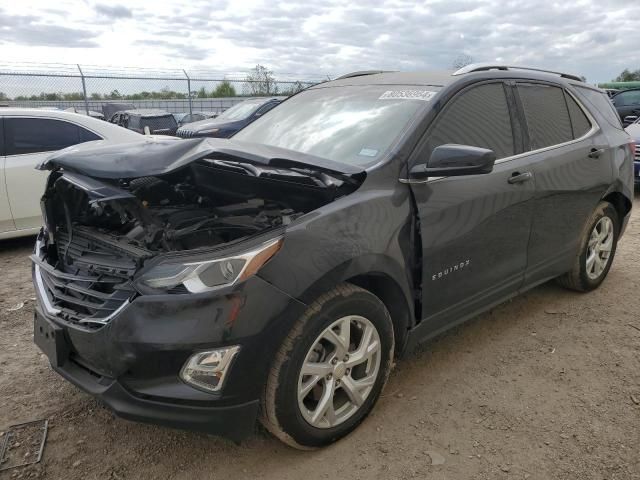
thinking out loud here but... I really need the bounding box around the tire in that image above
[556,201,619,292]
[260,283,394,449]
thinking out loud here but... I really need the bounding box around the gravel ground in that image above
[1,193,639,480]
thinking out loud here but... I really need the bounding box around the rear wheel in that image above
[557,202,619,292]
[260,283,394,449]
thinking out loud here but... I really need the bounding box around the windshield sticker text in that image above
[379,90,437,101]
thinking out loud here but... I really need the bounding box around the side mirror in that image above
[408,144,496,179]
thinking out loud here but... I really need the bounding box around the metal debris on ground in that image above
[5,302,25,312]
[0,419,48,471]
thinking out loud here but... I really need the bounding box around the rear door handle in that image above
[508,171,533,184]
[588,148,605,158]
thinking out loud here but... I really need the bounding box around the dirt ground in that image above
[1,194,639,480]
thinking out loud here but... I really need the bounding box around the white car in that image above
[0,108,143,240]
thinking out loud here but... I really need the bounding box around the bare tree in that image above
[451,54,474,70]
[244,64,278,95]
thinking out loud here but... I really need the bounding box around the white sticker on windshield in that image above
[358,148,378,157]
[379,90,437,101]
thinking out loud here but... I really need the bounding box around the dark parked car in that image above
[611,88,640,121]
[623,118,640,187]
[32,65,634,449]
[109,109,178,136]
[176,98,280,138]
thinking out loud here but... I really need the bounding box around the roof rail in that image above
[452,63,584,82]
[335,70,389,80]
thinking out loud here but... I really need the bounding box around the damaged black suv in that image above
[32,65,634,449]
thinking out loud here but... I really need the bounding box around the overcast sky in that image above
[0,0,638,83]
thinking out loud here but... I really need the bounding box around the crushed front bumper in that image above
[32,268,307,441]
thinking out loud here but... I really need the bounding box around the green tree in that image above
[614,68,640,82]
[213,80,236,97]
[108,89,122,99]
[0,91,8,101]
[244,64,277,95]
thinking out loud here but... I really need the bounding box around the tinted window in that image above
[574,86,623,130]
[565,93,591,138]
[128,116,140,129]
[140,115,177,131]
[5,118,82,155]
[424,82,514,159]
[612,90,640,106]
[0,118,4,155]
[518,84,572,150]
[79,127,101,142]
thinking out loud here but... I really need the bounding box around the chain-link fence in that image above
[0,63,322,116]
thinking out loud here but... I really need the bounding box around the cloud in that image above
[1,1,639,82]
[95,4,133,19]
[0,8,98,48]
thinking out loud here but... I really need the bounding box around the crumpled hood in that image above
[38,137,365,179]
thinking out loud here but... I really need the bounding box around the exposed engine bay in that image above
[41,155,361,258]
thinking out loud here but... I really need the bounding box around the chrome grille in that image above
[176,128,195,138]
[634,144,640,161]
[32,230,142,329]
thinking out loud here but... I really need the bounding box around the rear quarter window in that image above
[565,93,592,138]
[574,86,623,130]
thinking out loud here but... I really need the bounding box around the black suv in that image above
[176,98,280,138]
[32,65,634,449]
[109,109,178,136]
[611,88,640,123]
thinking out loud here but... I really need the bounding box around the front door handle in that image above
[508,171,533,184]
[588,148,605,158]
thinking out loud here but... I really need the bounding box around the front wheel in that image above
[557,201,619,292]
[260,283,394,449]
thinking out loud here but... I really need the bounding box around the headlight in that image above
[137,237,282,293]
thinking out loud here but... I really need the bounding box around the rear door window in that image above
[517,84,573,150]
[4,118,102,155]
[424,82,515,159]
[5,118,81,155]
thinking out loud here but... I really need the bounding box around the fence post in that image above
[77,64,90,115]
[183,70,192,114]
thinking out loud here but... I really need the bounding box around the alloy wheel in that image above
[297,315,381,429]
[586,216,614,280]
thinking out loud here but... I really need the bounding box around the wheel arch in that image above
[346,272,412,355]
[602,190,631,227]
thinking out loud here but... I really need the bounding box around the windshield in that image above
[233,85,438,167]
[218,100,265,121]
